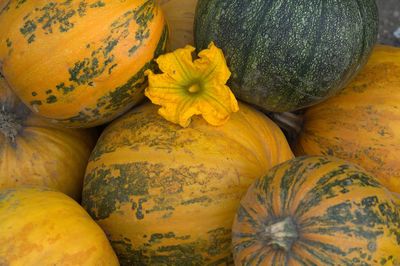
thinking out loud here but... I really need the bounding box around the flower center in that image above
[187,83,201,94]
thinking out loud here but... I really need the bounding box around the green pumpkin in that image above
[194,0,378,112]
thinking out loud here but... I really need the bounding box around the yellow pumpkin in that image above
[82,102,293,264]
[296,45,400,193]
[0,0,167,127]
[0,187,119,265]
[0,74,96,200]
[159,0,197,50]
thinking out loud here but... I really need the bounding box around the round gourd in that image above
[194,0,379,112]
[296,45,400,194]
[0,74,95,200]
[0,0,168,127]
[159,0,197,50]
[82,102,293,264]
[232,156,400,265]
[0,187,119,265]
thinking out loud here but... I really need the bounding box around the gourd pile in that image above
[0,0,399,265]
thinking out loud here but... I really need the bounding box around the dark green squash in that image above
[194,0,379,112]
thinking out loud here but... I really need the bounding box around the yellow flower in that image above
[145,42,239,127]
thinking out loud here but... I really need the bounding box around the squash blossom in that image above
[145,42,239,127]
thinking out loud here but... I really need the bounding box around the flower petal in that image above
[155,45,197,83]
[158,98,201,127]
[199,84,239,125]
[145,70,184,104]
[145,42,239,128]
[194,42,231,84]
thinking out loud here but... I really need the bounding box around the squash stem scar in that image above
[262,216,298,252]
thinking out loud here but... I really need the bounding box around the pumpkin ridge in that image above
[239,0,272,85]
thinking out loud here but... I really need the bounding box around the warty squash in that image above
[232,156,400,265]
[0,73,96,200]
[296,45,400,194]
[0,0,168,127]
[82,101,293,265]
[0,187,119,265]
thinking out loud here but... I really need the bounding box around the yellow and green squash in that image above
[0,73,95,200]
[82,102,293,265]
[296,45,400,194]
[0,0,168,127]
[233,156,400,265]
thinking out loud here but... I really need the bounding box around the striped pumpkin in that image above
[296,45,400,193]
[0,0,167,127]
[233,156,400,265]
[82,102,293,265]
[0,187,119,265]
[194,0,378,113]
[0,73,96,200]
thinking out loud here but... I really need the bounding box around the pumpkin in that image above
[82,102,293,265]
[0,74,96,200]
[159,0,197,50]
[296,45,400,194]
[0,0,168,127]
[0,187,119,265]
[194,0,378,112]
[232,156,400,265]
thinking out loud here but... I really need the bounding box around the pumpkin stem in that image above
[0,108,22,144]
[269,112,304,147]
[262,216,298,252]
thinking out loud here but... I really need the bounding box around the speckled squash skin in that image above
[159,0,197,50]
[0,187,119,266]
[81,102,293,265]
[194,0,378,112]
[0,74,96,200]
[0,0,167,127]
[296,45,400,194]
[232,156,400,266]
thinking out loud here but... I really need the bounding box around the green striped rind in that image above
[232,156,400,265]
[194,0,378,112]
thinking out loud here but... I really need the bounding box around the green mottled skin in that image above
[109,230,233,266]
[232,156,400,265]
[56,25,168,125]
[19,0,97,43]
[2,0,167,127]
[82,159,234,265]
[82,103,284,265]
[194,0,378,112]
